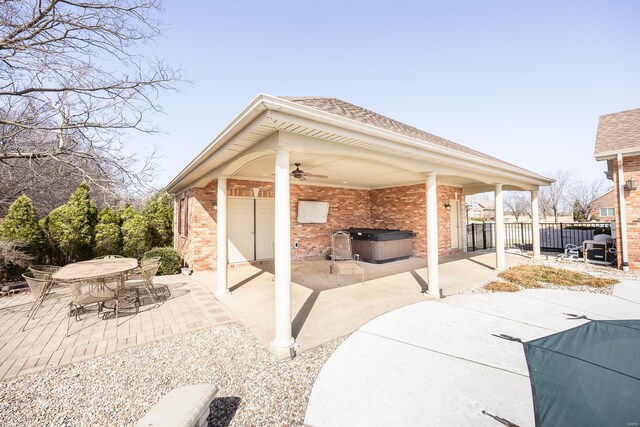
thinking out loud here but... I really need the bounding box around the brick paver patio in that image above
[0,274,233,381]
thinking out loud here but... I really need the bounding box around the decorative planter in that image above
[181,267,192,276]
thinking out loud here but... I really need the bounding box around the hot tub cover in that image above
[346,228,414,241]
[523,319,640,426]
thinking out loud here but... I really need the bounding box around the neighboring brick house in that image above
[466,197,495,221]
[589,189,616,221]
[594,108,640,271]
[166,94,552,355]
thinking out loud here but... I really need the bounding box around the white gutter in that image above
[595,147,640,161]
[616,153,630,271]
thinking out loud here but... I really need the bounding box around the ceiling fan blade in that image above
[303,173,328,179]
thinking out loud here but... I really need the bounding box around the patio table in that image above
[53,258,140,315]
[53,258,138,282]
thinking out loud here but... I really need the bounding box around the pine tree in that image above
[120,206,152,258]
[144,192,174,248]
[0,195,46,260]
[44,182,97,261]
[93,207,123,256]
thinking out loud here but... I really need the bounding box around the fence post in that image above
[560,223,564,249]
[471,224,476,251]
[482,223,487,249]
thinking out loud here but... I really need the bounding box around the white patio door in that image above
[228,198,254,263]
[255,198,275,260]
[450,200,460,249]
[227,197,275,262]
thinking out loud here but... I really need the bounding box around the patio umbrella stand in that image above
[490,316,640,426]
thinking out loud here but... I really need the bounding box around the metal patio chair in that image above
[28,265,61,280]
[93,255,124,260]
[125,261,161,305]
[65,275,120,336]
[329,231,364,286]
[21,271,56,330]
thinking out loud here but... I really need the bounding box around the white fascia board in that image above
[268,108,550,188]
[166,93,553,193]
[262,94,552,186]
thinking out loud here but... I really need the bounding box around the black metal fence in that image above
[467,222,612,252]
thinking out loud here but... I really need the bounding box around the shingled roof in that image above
[595,108,640,158]
[279,96,534,173]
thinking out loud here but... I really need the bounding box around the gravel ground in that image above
[0,322,345,426]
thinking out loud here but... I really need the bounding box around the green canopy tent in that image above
[494,319,640,426]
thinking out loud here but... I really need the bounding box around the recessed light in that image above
[342,181,348,184]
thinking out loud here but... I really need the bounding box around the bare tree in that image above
[571,178,612,221]
[504,192,530,222]
[538,169,572,223]
[0,0,179,203]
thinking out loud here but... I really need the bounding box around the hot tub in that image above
[346,228,414,263]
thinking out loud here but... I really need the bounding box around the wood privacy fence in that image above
[466,222,613,252]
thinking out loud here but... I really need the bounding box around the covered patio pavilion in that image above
[166,95,552,357]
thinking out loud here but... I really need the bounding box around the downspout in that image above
[616,153,629,271]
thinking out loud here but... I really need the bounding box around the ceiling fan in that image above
[290,163,328,181]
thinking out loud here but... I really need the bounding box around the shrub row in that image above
[0,183,179,276]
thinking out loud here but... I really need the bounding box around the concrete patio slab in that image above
[196,252,532,353]
[612,279,640,305]
[304,281,640,427]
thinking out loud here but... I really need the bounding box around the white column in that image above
[531,190,541,258]
[426,173,440,297]
[270,146,296,354]
[495,184,505,271]
[617,153,630,271]
[215,177,229,297]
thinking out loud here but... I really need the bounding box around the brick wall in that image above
[176,179,463,271]
[612,156,640,270]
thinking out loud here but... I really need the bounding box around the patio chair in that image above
[93,255,124,260]
[65,275,120,336]
[557,244,581,261]
[329,231,364,286]
[127,257,160,280]
[28,265,61,280]
[125,261,161,305]
[21,271,55,331]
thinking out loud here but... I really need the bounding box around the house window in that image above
[600,207,615,217]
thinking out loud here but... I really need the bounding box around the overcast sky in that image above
[138,1,640,189]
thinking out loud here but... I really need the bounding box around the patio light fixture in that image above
[624,179,637,191]
[444,203,451,211]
